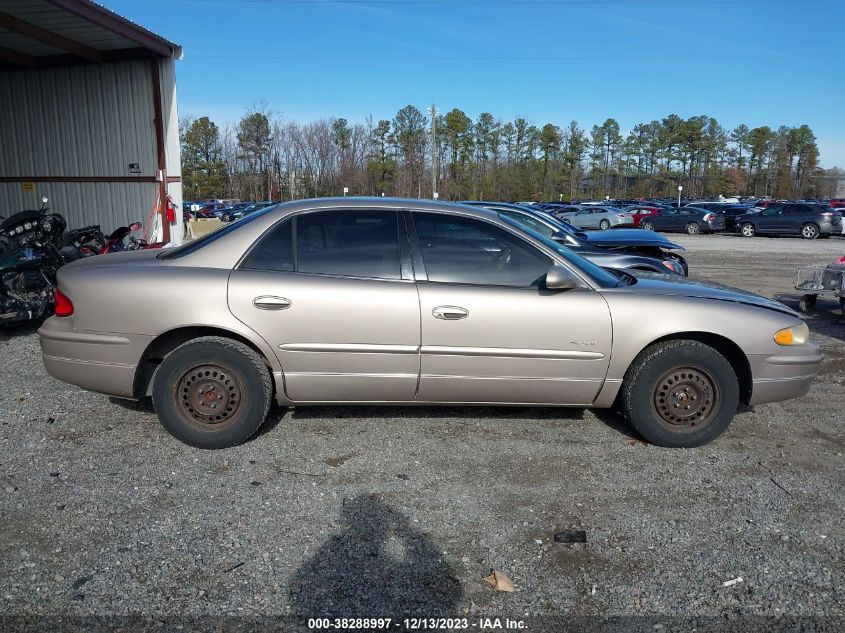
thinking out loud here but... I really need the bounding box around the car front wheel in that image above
[620,340,739,447]
[740,223,756,237]
[152,336,273,449]
[641,220,655,231]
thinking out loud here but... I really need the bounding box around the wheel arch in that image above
[133,326,276,399]
[618,331,753,406]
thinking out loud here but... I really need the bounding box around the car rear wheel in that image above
[740,223,756,237]
[620,340,739,448]
[686,222,700,235]
[641,220,655,231]
[800,223,819,240]
[599,219,611,230]
[152,336,273,449]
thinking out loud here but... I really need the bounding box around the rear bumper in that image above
[38,316,150,398]
[748,344,824,405]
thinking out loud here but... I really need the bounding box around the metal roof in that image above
[0,0,181,70]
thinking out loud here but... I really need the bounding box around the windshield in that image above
[500,215,619,288]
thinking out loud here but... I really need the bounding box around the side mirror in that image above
[545,265,579,290]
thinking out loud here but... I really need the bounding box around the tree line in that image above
[179,105,839,203]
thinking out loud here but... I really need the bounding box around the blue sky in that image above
[110,0,844,167]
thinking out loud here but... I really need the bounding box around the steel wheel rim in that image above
[651,365,720,433]
[176,364,244,431]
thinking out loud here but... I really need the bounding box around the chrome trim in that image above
[285,372,418,379]
[42,354,135,369]
[253,296,291,310]
[420,346,606,360]
[763,353,825,366]
[38,330,130,345]
[421,374,603,382]
[432,305,469,320]
[279,343,419,354]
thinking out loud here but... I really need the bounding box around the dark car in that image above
[684,203,758,231]
[226,202,275,222]
[461,201,688,275]
[639,206,725,234]
[735,203,843,239]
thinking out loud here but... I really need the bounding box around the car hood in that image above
[581,229,685,251]
[617,272,799,317]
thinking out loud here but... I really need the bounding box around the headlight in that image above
[773,323,809,346]
[660,259,682,274]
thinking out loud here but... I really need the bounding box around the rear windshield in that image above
[158,205,278,259]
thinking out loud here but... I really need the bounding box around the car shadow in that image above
[0,319,44,340]
[287,493,463,621]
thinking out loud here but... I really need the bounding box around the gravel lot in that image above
[1,233,844,631]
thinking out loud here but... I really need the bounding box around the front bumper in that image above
[38,316,151,398]
[747,343,824,405]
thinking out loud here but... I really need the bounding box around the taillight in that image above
[54,289,74,317]
[703,213,715,221]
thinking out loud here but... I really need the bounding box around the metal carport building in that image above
[0,0,182,243]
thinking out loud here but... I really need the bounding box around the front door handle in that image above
[432,305,468,320]
[253,296,291,310]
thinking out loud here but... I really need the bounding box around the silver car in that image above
[558,206,635,230]
[39,198,822,449]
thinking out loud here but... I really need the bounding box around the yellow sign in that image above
[21,182,35,192]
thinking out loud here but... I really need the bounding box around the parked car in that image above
[556,206,634,230]
[228,202,275,222]
[829,198,845,209]
[460,202,688,275]
[639,206,726,234]
[624,205,664,228]
[735,203,843,239]
[39,198,821,450]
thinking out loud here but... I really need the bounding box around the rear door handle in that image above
[432,305,468,320]
[253,296,291,310]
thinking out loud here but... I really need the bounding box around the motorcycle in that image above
[100,221,164,254]
[0,198,78,327]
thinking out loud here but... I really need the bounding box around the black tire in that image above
[686,222,701,235]
[620,340,739,448]
[641,220,655,231]
[740,222,756,237]
[599,219,611,230]
[800,223,819,240]
[798,294,817,312]
[152,336,273,449]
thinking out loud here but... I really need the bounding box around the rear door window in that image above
[242,209,402,280]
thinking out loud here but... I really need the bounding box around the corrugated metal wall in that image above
[0,59,177,237]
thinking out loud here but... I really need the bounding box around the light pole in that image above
[428,103,439,200]
[677,185,683,208]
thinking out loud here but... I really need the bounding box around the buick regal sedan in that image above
[39,199,822,449]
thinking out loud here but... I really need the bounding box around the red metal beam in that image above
[0,176,181,183]
[44,0,174,58]
[0,12,103,61]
